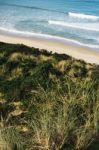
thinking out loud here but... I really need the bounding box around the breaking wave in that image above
[48,20,99,31]
[68,12,99,21]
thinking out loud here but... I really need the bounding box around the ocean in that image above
[0,0,99,48]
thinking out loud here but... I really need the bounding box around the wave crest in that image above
[48,20,99,31]
[68,12,99,20]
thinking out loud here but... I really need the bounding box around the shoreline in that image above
[0,30,99,65]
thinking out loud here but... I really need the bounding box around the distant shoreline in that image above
[0,30,99,65]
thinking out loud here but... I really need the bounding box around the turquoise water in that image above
[0,0,99,48]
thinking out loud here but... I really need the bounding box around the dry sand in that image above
[0,32,99,65]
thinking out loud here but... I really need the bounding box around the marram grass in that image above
[0,42,99,150]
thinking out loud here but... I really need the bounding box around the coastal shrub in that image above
[20,59,37,76]
[31,47,41,56]
[31,61,54,88]
[53,53,71,61]
[5,60,19,73]
[0,56,7,65]
[41,49,52,56]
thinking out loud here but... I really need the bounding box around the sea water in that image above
[0,0,99,48]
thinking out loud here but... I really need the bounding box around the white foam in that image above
[49,20,99,31]
[68,12,99,21]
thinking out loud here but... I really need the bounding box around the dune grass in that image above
[0,42,99,150]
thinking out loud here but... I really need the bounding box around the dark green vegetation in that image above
[0,42,99,150]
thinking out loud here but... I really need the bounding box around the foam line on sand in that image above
[0,32,99,65]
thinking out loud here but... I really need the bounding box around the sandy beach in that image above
[0,30,99,65]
